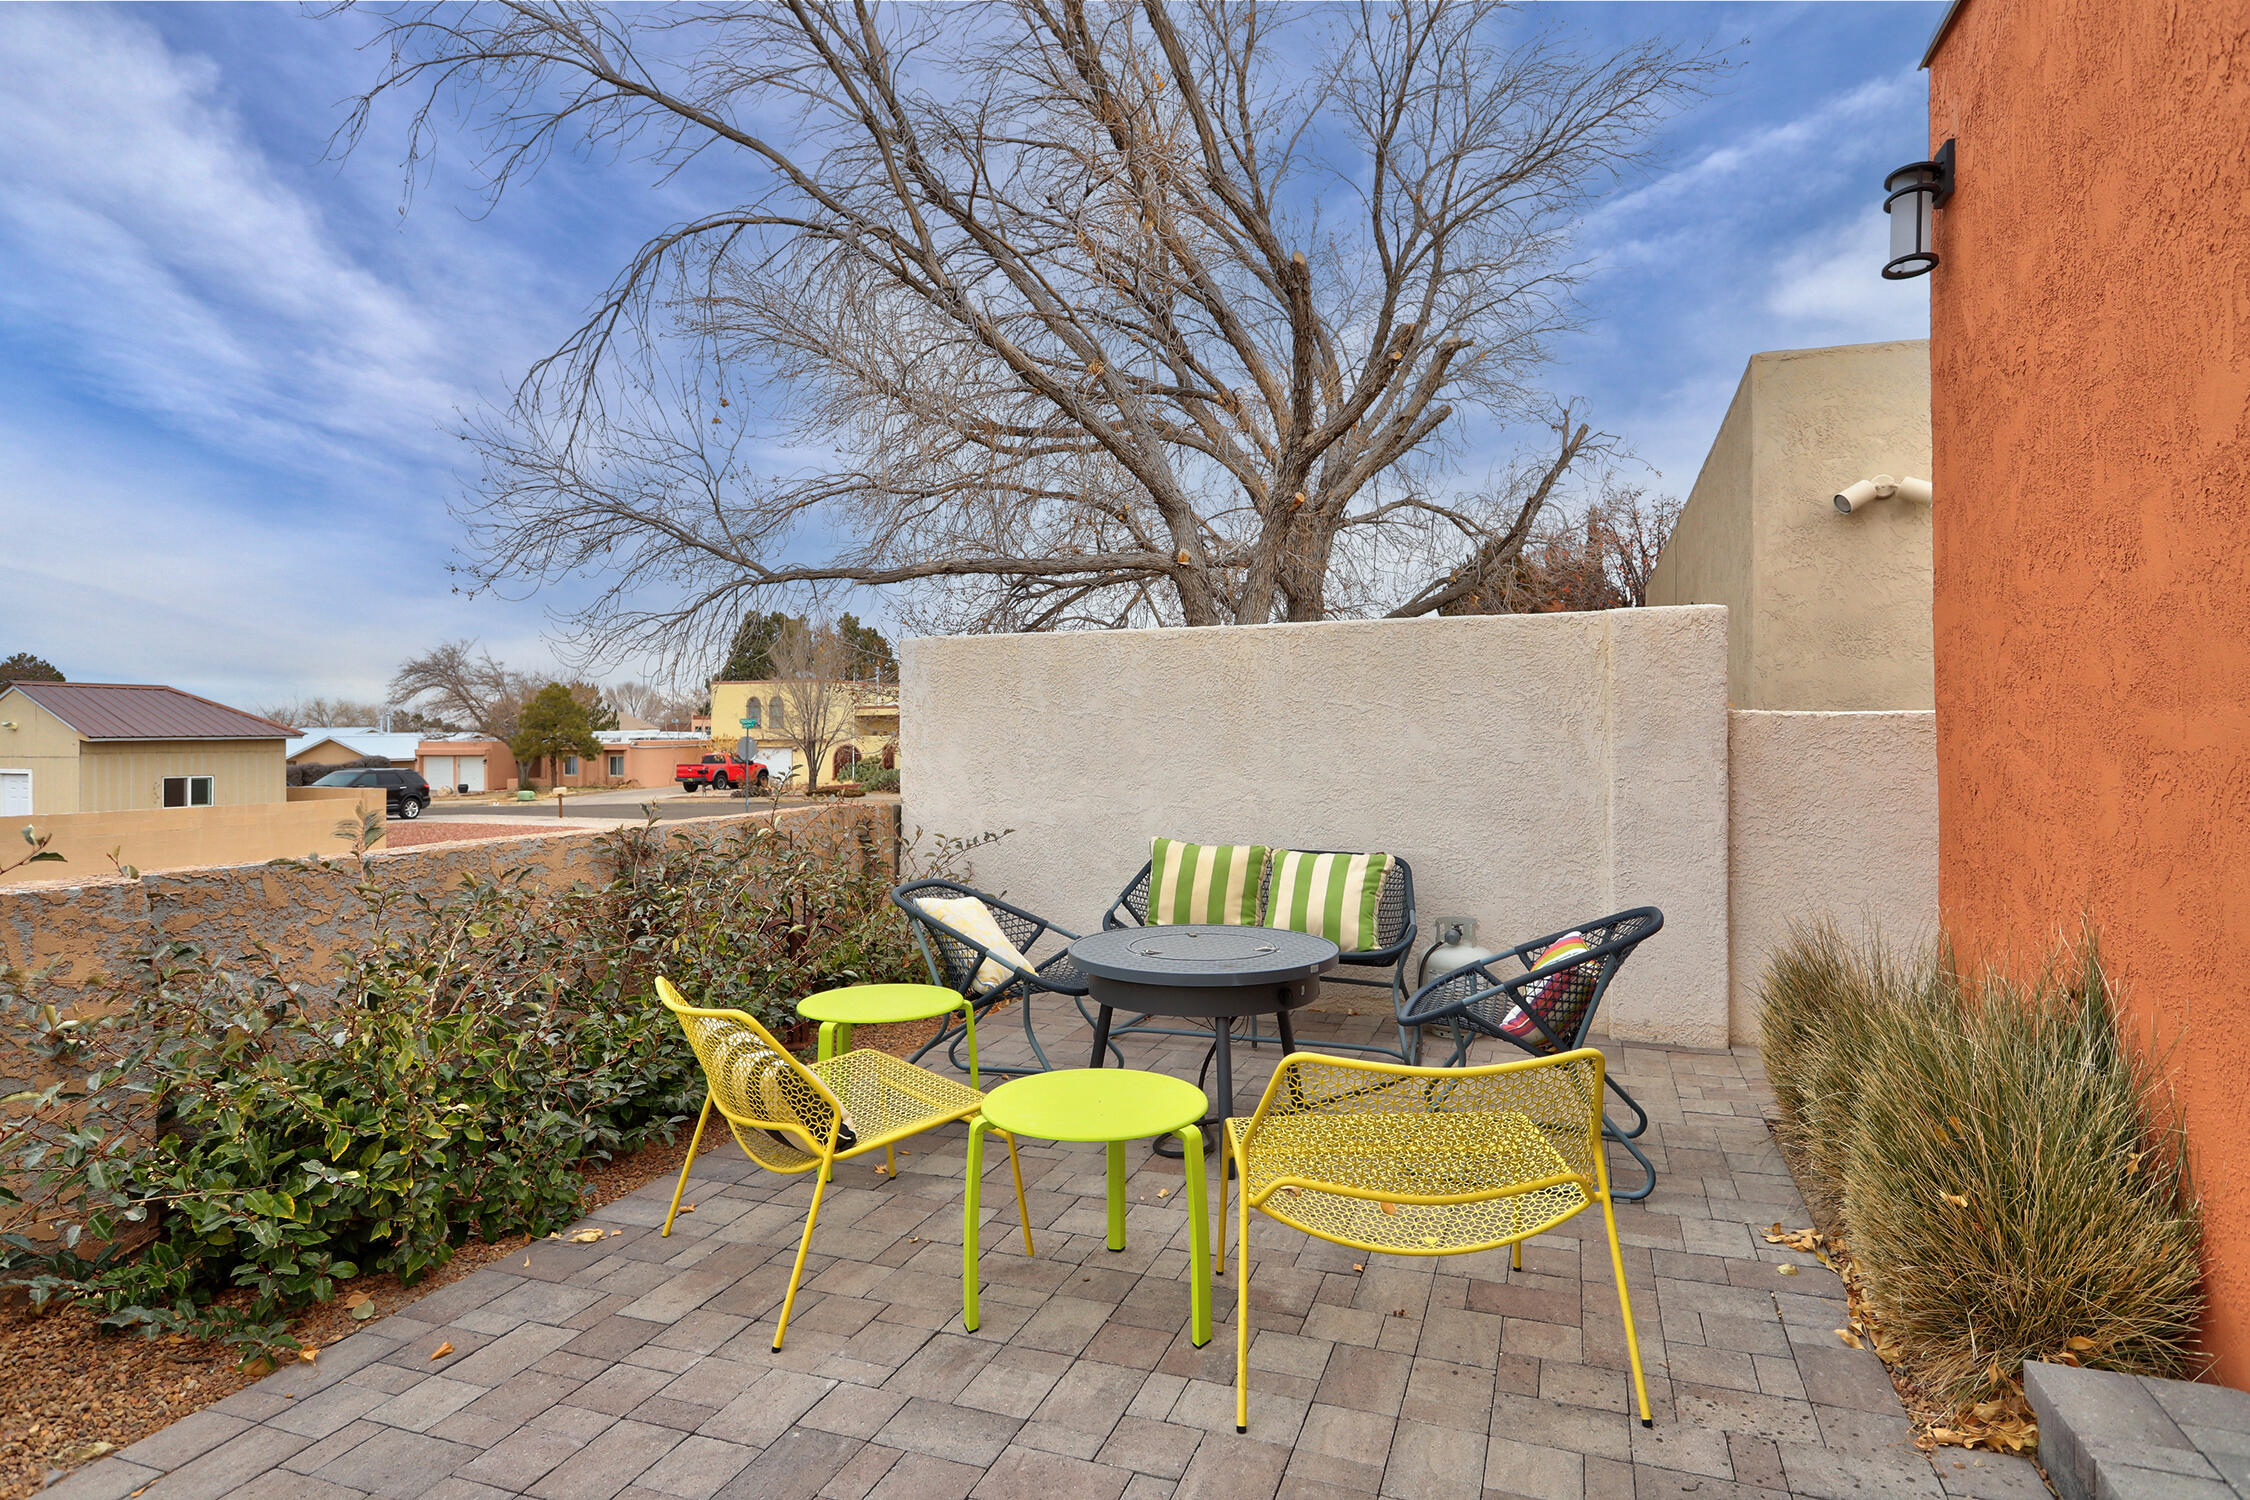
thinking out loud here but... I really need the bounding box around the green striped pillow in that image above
[1148,838,1268,926]
[1266,850,1393,951]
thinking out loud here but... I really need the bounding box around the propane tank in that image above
[1418,916,1500,989]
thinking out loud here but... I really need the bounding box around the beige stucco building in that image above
[0,682,290,816]
[1646,340,1932,710]
[710,680,898,788]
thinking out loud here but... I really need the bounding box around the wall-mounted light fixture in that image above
[1882,139,1955,279]
[1832,475,1934,514]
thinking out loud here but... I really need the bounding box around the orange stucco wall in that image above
[1927,0,2250,1382]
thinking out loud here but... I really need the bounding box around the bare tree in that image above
[1437,479,1679,614]
[387,641,535,740]
[607,680,699,729]
[767,621,868,791]
[341,2,1718,660]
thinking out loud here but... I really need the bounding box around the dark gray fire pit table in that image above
[1068,924,1340,1151]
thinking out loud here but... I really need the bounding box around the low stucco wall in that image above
[0,802,896,994]
[2,791,387,887]
[1727,710,1939,1042]
[903,609,1732,1047]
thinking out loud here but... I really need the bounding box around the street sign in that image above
[738,717,758,730]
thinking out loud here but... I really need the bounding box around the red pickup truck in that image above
[675,753,770,792]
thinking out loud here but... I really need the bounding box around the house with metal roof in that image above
[0,681,293,817]
[285,728,427,769]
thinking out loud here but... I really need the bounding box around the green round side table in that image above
[964,1068,1212,1347]
[798,982,979,1086]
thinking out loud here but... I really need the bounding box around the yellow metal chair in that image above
[655,977,1029,1352]
[1219,1047,1652,1432]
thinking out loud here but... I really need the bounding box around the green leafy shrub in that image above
[1759,924,2201,1406]
[1,808,990,1357]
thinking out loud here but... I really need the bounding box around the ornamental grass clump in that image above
[1761,923,2201,1409]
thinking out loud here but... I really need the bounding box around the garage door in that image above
[459,757,487,793]
[424,756,453,792]
[0,770,28,817]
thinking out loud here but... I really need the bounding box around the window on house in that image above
[162,775,215,808]
[563,755,580,776]
[607,754,625,778]
[742,696,762,728]
[768,699,787,732]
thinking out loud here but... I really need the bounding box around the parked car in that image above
[312,766,433,820]
[676,753,771,792]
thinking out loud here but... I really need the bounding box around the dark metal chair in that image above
[1397,907,1664,1201]
[891,878,1115,1078]
[1103,851,1418,1063]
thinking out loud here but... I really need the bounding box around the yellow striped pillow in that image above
[1148,838,1268,926]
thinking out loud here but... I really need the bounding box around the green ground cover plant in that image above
[0,811,986,1358]
[1761,923,2202,1411]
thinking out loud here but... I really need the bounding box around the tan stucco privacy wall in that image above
[904,614,1942,1048]
[903,609,1735,1047]
[2,789,387,887]
[1726,711,1939,1043]
[1647,341,1932,711]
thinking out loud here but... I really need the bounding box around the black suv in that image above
[312,767,433,819]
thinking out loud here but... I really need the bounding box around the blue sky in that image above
[0,2,1940,710]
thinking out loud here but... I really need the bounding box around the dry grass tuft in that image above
[1761,922,2201,1409]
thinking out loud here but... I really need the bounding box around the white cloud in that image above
[0,5,476,472]
[1766,207,1928,342]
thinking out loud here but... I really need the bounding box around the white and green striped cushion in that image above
[1147,838,1268,926]
[1266,850,1393,952]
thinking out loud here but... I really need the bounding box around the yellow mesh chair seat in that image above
[656,977,1027,1353]
[1221,1048,1652,1435]
[1225,1110,1589,1256]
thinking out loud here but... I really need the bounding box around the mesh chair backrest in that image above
[657,977,844,1172]
[1255,1049,1606,1185]
[1493,908,1661,1052]
[894,880,1041,1000]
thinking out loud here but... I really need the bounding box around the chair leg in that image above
[961,997,980,1092]
[1604,1116,1660,1203]
[1597,1177,1655,1426]
[963,1118,989,1332]
[1002,1129,1033,1256]
[1234,1174,1252,1434]
[1215,1129,1231,1277]
[773,1158,833,1352]
[1176,1126,1211,1349]
[1511,1240,1523,1273]
[1606,1073,1652,1139]
[663,1096,714,1238]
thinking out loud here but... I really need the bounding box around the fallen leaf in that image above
[1777,1263,1799,1276]
[2066,1336,2098,1352]
[430,1342,455,1360]
[53,1441,114,1466]
[1836,1329,1863,1349]
[523,1257,531,1267]
[351,1301,378,1321]
[299,1347,318,1363]
[1379,1202,1399,1215]
[569,1229,606,1244]
[679,1203,697,1213]
[1157,1188,1170,1198]
[1941,1192,1970,1209]
[609,1228,622,1237]
[1352,1264,1364,1272]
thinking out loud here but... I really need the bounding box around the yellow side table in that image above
[797,982,980,1086]
[964,1068,1212,1347]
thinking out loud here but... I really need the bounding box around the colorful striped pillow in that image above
[1148,838,1268,926]
[1266,850,1393,952]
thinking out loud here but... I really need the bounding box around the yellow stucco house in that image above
[0,681,291,816]
[708,680,899,788]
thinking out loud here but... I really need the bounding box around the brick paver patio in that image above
[45,999,2047,1500]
